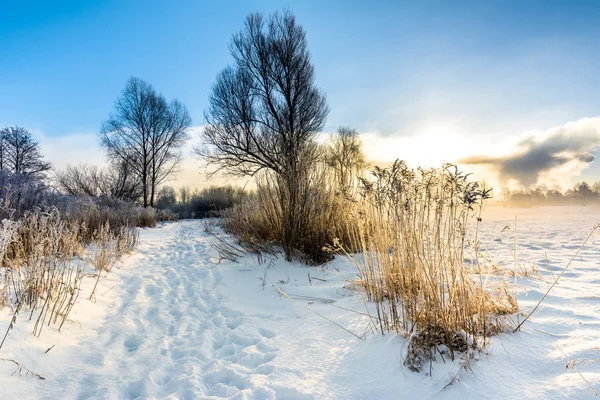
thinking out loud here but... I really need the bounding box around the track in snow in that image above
[38,222,284,399]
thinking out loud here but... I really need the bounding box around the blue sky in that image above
[2,0,600,187]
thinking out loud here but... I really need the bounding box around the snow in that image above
[1,206,600,399]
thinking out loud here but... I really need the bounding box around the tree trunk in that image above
[280,165,302,262]
[142,169,148,207]
[150,174,156,208]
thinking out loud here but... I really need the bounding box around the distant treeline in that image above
[498,181,600,207]
[155,185,250,219]
[0,125,246,222]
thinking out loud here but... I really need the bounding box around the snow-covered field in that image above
[1,206,600,399]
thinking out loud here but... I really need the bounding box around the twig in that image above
[533,328,560,337]
[514,224,598,332]
[284,293,336,304]
[0,358,45,380]
[45,344,55,354]
[307,272,326,284]
[441,362,466,391]
[0,298,22,352]
[277,288,364,341]
[327,302,384,321]
[557,344,599,398]
[102,286,115,296]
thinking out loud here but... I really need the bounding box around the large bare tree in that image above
[196,10,329,260]
[100,77,191,207]
[0,126,52,178]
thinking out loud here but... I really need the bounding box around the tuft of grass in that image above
[346,162,517,370]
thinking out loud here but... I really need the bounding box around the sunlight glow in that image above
[360,123,477,168]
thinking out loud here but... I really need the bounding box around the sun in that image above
[360,123,476,168]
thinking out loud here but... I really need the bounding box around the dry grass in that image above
[222,165,357,264]
[346,162,517,370]
[88,223,138,302]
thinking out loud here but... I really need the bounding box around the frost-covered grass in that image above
[0,206,138,360]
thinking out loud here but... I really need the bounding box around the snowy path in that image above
[32,222,286,399]
[2,208,600,399]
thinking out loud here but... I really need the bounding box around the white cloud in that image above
[32,125,246,190]
[34,130,106,170]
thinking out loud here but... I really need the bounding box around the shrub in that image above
[0,170,156,232]
[0,171,48,218]
[222,166,355,264]
[189,186,249,218]
[156,208,179,222]
[55,196,156,240]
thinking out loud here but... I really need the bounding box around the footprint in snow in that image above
[124,335,142,352]
[258,328,276,339]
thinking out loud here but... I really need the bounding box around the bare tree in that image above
[55,161,142,202]
[325,127,367,191]
[101,160,143,202]
[0,126,51,178]
[55,164,101,197]
[100,77,191,207]
[196,10,329,260]
[179,186,190,204]
[592,181,600,198]
[156,185,177,209]
[574,181,594,200]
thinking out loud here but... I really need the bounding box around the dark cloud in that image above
[460,119,600,186]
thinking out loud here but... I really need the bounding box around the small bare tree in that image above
[100,77,191,207]
[156,185,177,209]
[55,161,142,202]
[55,164,100,197]
[325,127,367,191]
[179,186,190,204]
[196,10,329,260]
[101,160,143,202]
[592,181,600,198]
[0,126,51,178]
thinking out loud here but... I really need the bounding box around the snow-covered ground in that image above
[1,206,600,399]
